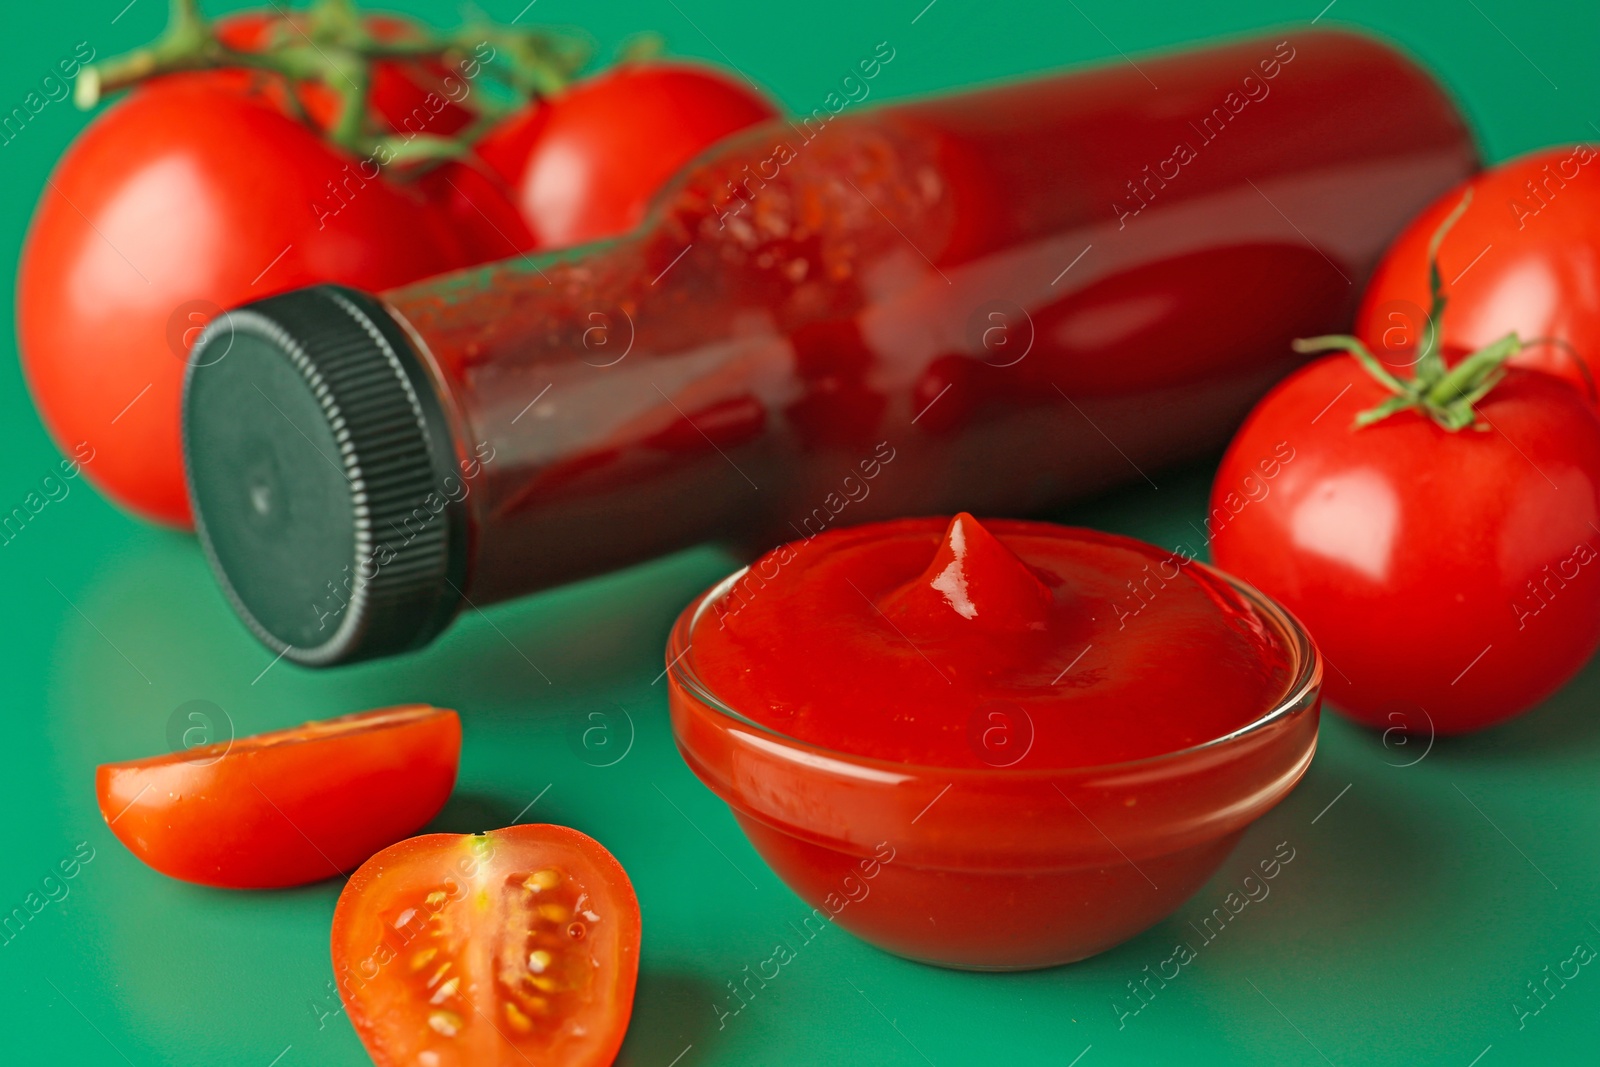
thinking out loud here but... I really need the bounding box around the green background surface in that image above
[3,1,1598,1064]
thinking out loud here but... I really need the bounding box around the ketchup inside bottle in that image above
[385,30,1474,609]
[184,30,1476,668]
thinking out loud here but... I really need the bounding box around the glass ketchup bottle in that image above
[184,29,1476,666]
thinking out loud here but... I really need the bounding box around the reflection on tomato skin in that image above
[1287,468,1400,584]
[1213,357,1600,734]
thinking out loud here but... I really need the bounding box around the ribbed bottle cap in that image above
[182,285,466,666]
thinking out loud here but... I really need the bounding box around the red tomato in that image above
[332,825,640,1066]
[417,160,540,264]
[1356,145,1600,404]
[478,62,780,246]
[1210,358,1600,734]
[16,76,507,528]
[97,705,460,888]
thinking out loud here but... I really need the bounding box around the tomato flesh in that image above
[97,705,459,888]
[333,825,640,1067]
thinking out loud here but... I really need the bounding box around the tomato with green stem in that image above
[332,825,640,1067]
[97,705,461,888]
[19,0,576,527]
[212,9,478,137]
[214,6,542,262]
[1355,144,1600,405]
[1212,195,1600,734]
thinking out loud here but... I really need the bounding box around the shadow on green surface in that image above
[425,791,530,834]
[359,545,736,720]
[617,970,720,1066]
[1422,653,1600,765]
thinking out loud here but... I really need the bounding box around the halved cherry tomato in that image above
[97,705,460,888]
[478,62,779,246]
[332,825,640,1067]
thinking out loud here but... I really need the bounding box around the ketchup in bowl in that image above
[666,515,1321,969]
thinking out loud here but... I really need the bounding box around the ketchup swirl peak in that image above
[883,514,1052,636]
[693,517,1298,769]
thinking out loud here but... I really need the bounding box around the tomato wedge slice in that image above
[97,705,460,888]
[332,825,641,1066]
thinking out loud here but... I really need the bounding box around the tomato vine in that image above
[76,0,590,165]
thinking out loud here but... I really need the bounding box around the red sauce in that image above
[379,30,1475,610]
[668,516,1320,969]
[692,514,1294,768]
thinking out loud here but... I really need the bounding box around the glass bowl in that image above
[666,560,1322,970]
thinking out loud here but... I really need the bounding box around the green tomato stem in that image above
[1424,332,1520,407]
[1292,187,1547,433]
[1293,334,1410,395]
[74,0,592,168]
[1414,189,1474,381]
[1523,335,1597,402]
[329,59,370,150]
[169,0,205,36]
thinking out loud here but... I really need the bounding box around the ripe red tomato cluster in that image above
[1213,146,1600,736]
[16,8,777,528]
